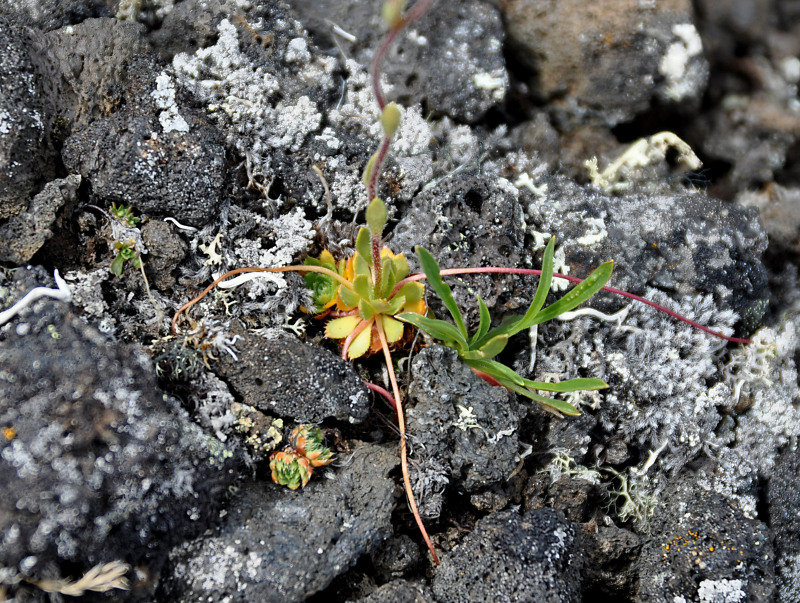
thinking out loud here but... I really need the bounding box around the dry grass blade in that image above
[30,561,130,596]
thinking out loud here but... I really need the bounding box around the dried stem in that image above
[171,265,355,334]
[375,315,440,564]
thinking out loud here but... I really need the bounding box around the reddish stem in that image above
[364,380,398,412]
[366,135,393,209]
[392,267,752,345]
[470,367,502,387]
[341,318,373,359]
[375,315,440,564]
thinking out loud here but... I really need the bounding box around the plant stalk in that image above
[375,315,440,564]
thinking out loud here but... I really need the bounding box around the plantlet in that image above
[397,237,612,416]
[109,202,140,227]
[268,424,333,489]
[110,240,142,276]
[288,424,334,467]
[270,449,313,490]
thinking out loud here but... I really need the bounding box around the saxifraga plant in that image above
[170,0,752,564]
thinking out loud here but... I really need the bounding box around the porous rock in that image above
[0,17,58,220]
[431,508,583,603]
[768,445,800,603]
[140,219,187,290]
[501,0,706,126]
[406,345,522,516]
[214,331,370,424]
[62,99,226,228]
[392,170,536,324]
[158,442,396,603]
[0,174,80,264]
[637,481,775,602]
[0,266,238,582]
[526,175,769,334]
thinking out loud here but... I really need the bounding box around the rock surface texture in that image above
[0,0,798,601]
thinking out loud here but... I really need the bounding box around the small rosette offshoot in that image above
[303,198,426,359]
[288,424,334,468]
[269,449,313,490]
[396,237,614,416]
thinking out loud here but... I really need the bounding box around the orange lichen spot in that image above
[2,426,15,440]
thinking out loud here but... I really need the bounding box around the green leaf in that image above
[415,246,468,341]
[379,256,396,298]
[504,382,581,416]
[358,299,375,321]
[366,197,388,236]
[465,358,525,386]
[338,285,360,308]
[110,253,125,276]
[468,295,492,347]
[518,377,609,392]
[474,237,557,345]
[396,312,468,351]
[396,281,423,304]
[326,315,361,339]
[532,260,613,326]
[353,274,372,300]
[355,228,373,270]
[461,334,509,360]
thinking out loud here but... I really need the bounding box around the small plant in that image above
[397,238,612,416]
[288,424,334,467]
[269,424,333,489]
[270,450,313,490]
[169,0,752,565]
[303,198,427,359]
[110,239,142,276]
[110,202,141,227]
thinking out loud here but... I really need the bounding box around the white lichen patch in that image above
[659,23,704,102]
[267,95,321,152]
[575,216,608,246]
[328,59,432,157]
[151,72,190,133]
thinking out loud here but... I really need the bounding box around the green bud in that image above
[381,0,405,28]
[381,102,401,138]
[366,197,388,236]
[362,151,378,188]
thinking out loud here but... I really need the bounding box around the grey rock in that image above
[637,482,775,602]
[0,174,80,264]
[286,0,507,123]
[353,580,434,603]
[431,508,582,603]
[0,18,58,220]
[0,266,238,581]
[768,445,800,603]
[0,0,109,32]
[406,345,522,517]
[501,0,706,127]
[158,442,397,603]
[141,219,187,290]
[62,108,226,228]
[737,185,800,255]
[372,534,422,581]
[583,526,641,600]
[44,18,150,129]
[392,171,536,325]
[528,175,769,334]
[214,331,371,424]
